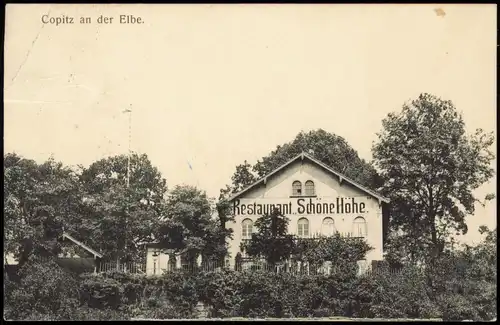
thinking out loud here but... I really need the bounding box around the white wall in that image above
[144,248,203,276]
[145,248,172,275]
[225,159,384,267]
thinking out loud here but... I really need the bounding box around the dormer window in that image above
[292,181,302,196]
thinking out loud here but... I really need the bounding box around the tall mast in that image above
[121,105,132,271]
[124,105,132,188]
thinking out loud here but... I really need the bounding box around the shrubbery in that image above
[4,251,496,321]
[195,268,358,318]
[78,270,200,318]
[352,266,439,319]
[4,259,81,320]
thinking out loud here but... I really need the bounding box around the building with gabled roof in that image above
[225,152,391,270]
[4,231,104,276]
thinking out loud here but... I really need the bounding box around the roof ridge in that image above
[226,152,389,204]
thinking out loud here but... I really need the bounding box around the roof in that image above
[62,232,103,258]
[4,232,103,265]
[227,152,390,204]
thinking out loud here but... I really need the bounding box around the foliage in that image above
[226,129,383,196]
[4,152,170,266]
[137,302,193,320]
[214,198,235,262]
[79,273,124,309]
[3,104,497,321]
[230,160,258,194]
[372,93,496,263]
[156,185,225,266]
[68,306,131,320]
[197,269,244,318]
[79,270,200,315]
[72,270,200,320]
[293,233,372,265]
[197,268,363,319]
[5,252,496,321]
[79,152,167,263]
[426,226,497,321]
[383,231,421,269]
[4,153,83,266]
[437,293,479,321]
[4,259,80,320]
[241,209,296,266]
[242,210,372,270]
[352,266,438,319]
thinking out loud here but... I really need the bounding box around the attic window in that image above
[305,180,315,196]
[292,181,302,196]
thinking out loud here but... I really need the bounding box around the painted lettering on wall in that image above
[232,197,368,216]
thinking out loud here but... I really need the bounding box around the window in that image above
[305,180,315,196]
[353,217,367,237]
[357,260,368,276]
[242,218,254,240]
[292,181,302,196]
[297,218,310,238]
[181,254,189,270]
[321,217,335,236]
[168,253,176,271]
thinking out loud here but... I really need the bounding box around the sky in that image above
[4,4,497,245]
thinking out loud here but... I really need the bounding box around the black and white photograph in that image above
[3,4,497,321]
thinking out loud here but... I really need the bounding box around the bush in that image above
[68,306,131,320]
[135,298,193,319]
[4,259,80,320]
[79,274,124,309]
[466,280,497,321]
[237,270,281,317]
[160,270,199,315]
[350,266,440,319]
[5,250,496,321]
[78,270,199,318]
[438,294,478,321]
[197,269,243,318]
[195,266,360,319]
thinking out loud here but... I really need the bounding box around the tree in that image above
[4,153,83,266]
[383,231,427,269]
[241,209,296,268]
[372,93,495,264]
[212,186,237,265]
[214,198,234,263]
[226,129,383,196]
[230,160,257,194]
[78,153,167,263]
[155,185,222,268]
